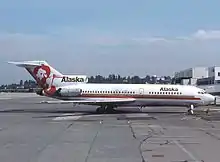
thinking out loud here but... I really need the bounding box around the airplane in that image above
[8,60,216,115]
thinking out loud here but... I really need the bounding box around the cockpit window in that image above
[198,91,206,94]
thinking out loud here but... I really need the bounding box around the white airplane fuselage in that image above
[48,83,215,107]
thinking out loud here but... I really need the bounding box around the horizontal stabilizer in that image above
[8,61,48,67]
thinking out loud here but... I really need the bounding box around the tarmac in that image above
[0,93,220,162]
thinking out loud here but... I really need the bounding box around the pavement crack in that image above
[198,128,220,141]
[84,121,102,162]
[128,120,153,162]
[31,121,76,162]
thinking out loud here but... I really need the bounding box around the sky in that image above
[1,0,220,84]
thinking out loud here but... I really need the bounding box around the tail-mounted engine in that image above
[57,88,82,97]
[35,87,82,97]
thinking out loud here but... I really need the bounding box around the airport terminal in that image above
[173,66,220,95]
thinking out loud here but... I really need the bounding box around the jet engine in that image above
[58,88,82,97]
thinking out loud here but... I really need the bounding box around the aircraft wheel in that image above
[96,107,105,114]
[105,107,116,113]
[187,109,194,115]
[205,108,210,115]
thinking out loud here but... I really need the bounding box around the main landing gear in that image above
[96,105,116,114]
[187,104,194,115]
[138,106,144,112]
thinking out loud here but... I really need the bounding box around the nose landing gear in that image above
[187,104,194,115]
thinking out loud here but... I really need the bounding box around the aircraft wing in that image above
[40,98,136,104]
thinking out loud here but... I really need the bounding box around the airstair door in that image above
[139,88,144,95]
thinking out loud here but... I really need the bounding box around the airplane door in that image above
[139,88,144,95]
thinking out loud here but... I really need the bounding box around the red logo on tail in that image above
[33,64,51,89]
[32,64,61,96]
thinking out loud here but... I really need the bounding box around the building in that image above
[174,67,208,85]
[173,66,220,95]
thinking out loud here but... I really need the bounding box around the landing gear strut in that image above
[187,104,194,115]
[139,106,144,112]
[96,105,116,114]
[205,108,210,115]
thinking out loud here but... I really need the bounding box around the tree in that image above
[19,80,23,86]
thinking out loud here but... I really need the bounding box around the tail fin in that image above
[8,60,63,90]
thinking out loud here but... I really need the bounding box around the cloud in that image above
[131,29,220,44]
[1,29,220,84]
[191,30,220,40]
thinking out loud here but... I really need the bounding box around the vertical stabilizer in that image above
[8,61,63,91]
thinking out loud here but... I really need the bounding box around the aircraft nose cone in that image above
[207,94,216,105]
[214,96,217,105]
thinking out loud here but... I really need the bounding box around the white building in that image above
[174,67,208,85]
[174,66,220,95]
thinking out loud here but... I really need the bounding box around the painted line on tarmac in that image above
[52,113,82,121]
[208,108,220,111]
[0,98,12,100]
[173,140,200,162]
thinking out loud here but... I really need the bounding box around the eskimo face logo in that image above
[33,65,51,88]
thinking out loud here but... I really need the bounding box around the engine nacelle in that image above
[58,88,82,97]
